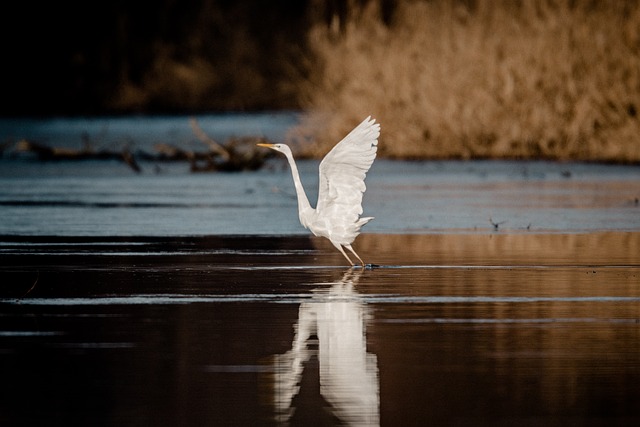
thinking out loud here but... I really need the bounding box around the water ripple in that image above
[2,294,639,306]
[379,317,639,324]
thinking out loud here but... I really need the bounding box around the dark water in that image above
[1,115,639,425]
[1,234,639,426]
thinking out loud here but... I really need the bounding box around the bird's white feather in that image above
[314,116,380,244]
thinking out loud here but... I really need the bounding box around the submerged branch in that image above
[189,117,230,161]
[14,140,142,172]
[9,127,273,173]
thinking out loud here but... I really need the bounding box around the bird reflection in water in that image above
[272,269,379,426]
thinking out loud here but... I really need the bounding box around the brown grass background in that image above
[293,0,640,162]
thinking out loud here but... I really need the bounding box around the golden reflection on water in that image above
[299,232,639,424]
[315,231,640,267]
[271,269,379,426]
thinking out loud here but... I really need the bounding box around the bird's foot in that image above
[356,263,380,270]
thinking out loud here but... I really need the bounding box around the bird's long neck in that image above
[283,151,312,215]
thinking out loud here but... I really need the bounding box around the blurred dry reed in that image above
[292,0,640,162]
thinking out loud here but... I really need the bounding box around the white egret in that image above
[258,116,380,266]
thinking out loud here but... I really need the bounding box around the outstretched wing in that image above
[316,116,380,236]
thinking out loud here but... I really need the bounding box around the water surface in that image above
[1,234,638,426]
[1,115,639,426]
[1,159,638,235]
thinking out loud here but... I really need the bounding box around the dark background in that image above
[1,1,307,115]
[0,0,397,116]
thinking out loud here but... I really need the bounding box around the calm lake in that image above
[1,113,639,426]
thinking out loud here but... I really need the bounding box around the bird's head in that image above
[256,142,291,155]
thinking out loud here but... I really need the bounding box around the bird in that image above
[258,116,380,267]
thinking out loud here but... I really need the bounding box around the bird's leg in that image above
[345,244,365,267]
[333,243,354,266]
